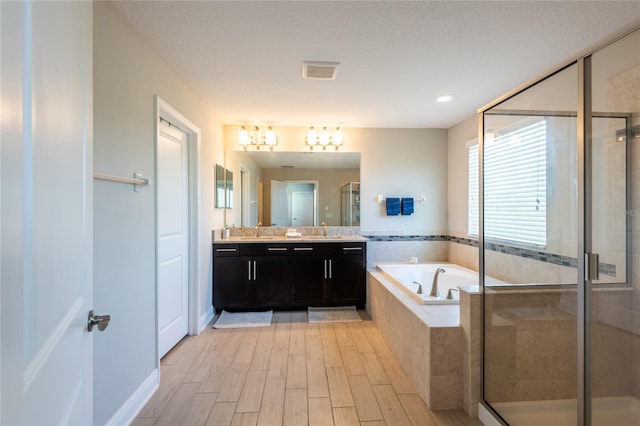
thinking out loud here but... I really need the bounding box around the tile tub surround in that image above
[366,234,618,278]
[460,290,482,417]
[367,268,479,412]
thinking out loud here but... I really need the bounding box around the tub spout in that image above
[429,267,446,298]
[412,281,423,295]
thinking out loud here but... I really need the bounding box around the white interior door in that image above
[271,180,288,226]
[157,120,189,357]
[292,191,315,226]
[257,179,264,226]
[1,1,94,424]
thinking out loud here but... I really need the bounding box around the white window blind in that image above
[468,145,479,237]
[469,120,547,246]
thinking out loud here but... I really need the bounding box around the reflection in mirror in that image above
[225,170,233,209]
[215,164,225,208]
[224,151,360,228]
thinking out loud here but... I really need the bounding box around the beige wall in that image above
[447,114,477,239]
[93,2,224,423]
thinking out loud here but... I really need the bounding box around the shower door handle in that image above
[585,252,599,281]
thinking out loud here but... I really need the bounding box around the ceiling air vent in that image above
[302,61,340,80]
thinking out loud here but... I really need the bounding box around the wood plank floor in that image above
[133,311,482,426]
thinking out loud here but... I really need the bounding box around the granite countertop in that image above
[214,235,368,243]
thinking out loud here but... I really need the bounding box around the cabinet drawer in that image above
[213,244,240,256]
[290,244,332,256]
[240,243,290,256]
[338,243,366,255]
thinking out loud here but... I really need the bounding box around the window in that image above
[469,120,547,246]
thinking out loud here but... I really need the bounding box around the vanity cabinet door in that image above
[290,245,327,306]
[253,254,290,308]
[214,255,252,310]
[327,243,366,307]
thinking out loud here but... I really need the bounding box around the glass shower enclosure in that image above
[480,28,640,425]
[341,182,360,226]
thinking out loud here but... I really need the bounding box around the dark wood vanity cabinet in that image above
[213,241,366,311]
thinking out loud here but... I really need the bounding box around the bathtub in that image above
[376,262,479,305]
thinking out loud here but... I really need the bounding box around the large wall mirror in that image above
[224,150,360,228]
[215,163,234,209]
[215,164,225,208]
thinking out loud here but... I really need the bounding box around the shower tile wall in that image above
[484,292,577,402]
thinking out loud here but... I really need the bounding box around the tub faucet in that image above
[255,222,262,237]
[321,222,327,237]
[446,288,459,300]
[412,281,423,295]
[429,267,446,298]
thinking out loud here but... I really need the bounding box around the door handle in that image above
[248,260,252,280]
[324,259,327,279]
[253,260,257,281]
[329,259,333,279]
[87,310,110,332]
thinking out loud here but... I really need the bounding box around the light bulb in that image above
[333,128,343,146]
[265,127,277,146]
[306,128,317,145]
[238,127,251,145]
[320,127,330,145]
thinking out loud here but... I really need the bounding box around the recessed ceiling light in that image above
[437,95,453,103]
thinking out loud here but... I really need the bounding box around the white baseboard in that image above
[106,368,159,426]
[198,305,214,332]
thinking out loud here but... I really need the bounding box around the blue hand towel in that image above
[386,198,400,216]
[401,197,414,215]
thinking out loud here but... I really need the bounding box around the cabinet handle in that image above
[216,248,237,252]
[323,259,327,279]
[267,247,288,251]
[248,260,252,281]
[329,259,333,279]
[343,247,362,251]
[253,260,257,280]
[294,247,313,251]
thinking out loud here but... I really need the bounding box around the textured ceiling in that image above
[112,1,640,129]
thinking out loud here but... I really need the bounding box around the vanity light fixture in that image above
[306,126,343,150]
[238,125,278,151]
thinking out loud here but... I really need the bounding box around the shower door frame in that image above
[477,25,639,426]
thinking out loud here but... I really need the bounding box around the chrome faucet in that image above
[321,222,327,237]
[446,288,459,300]
[429,267,446,297]
[255,222,262,237]
[413,281,423,295]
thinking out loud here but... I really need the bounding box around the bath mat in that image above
[213,310,273,329]
[308,306,362,323]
